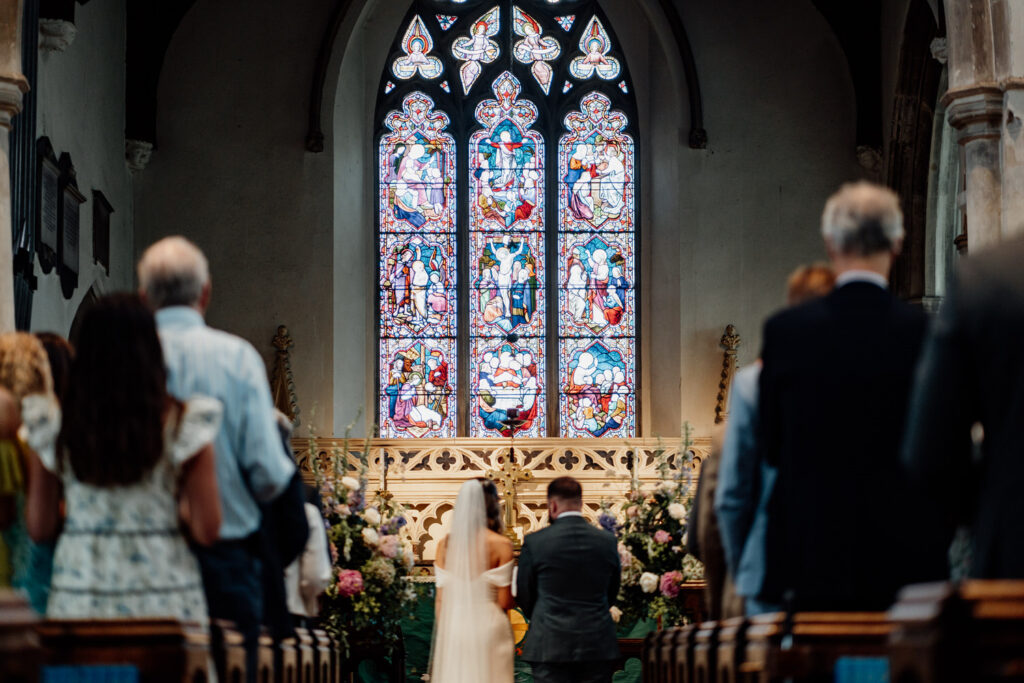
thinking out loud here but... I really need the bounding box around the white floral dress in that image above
[24,395,222,622]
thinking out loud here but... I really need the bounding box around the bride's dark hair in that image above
[476,478,503,533]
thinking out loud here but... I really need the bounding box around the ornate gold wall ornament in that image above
[714,324,741,424]
[271,325,300,426]
[293,436,709,563]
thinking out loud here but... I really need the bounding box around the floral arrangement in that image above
[599,425,705,627]
[313,432,418,653]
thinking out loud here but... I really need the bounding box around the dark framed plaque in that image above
[91,190,112,275]
[58,153,85,300]
[36,137,59,274]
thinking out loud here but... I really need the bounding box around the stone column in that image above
[945,88,1004,251]
[0,0,29,333]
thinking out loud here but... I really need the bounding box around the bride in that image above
[430,478,515,682]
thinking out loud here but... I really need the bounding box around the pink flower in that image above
[329,541,339,563]
[334,503,350,516]
[660,570,683,598]
[336,569,364,598]
[654,529,671,544]
[378,534,400,559]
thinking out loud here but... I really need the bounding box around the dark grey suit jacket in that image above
[516,515,620,663]
[904,240,1024,578]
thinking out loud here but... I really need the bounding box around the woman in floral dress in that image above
[25,294,221,621]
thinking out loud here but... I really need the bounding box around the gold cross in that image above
[486,448,533,547]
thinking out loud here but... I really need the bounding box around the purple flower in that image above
[380,516,408,535]
[660,570,683,598]
[654,529,672,544]
[336,569,364,598]
[598,512,620,534]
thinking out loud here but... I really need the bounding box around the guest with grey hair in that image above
[752,181,949,612]
[138,236,298,680]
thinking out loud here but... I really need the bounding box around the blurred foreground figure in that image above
[903,239,1024,578]
[756,182,949,612]
[714,264,835,617]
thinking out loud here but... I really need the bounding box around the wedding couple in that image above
[430,476,621,683]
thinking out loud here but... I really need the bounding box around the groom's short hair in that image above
[548,476,583,503]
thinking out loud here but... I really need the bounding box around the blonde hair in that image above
[0,332,53,402]
[821,182,904,256]
[787,264,836,306]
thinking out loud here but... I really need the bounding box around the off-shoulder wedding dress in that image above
[429,481,514,683]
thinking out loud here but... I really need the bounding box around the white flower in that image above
[667,503,687,520]
[609,606,623,623]
[361,527,380,546]
[639,572,659,594]
[659,480,678,494]
[362,507,382,526]
[341,476,361,491]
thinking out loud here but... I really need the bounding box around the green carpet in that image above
[353,584,651,683]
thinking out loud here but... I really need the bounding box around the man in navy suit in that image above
[755,182,950,612]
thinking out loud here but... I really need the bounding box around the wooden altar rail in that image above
[0,592,398,683]
[642,580,1024,683]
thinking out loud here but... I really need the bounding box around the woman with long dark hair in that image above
[429,477,515,682]
[25,294,221,620]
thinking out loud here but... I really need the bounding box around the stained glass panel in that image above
[392,16,444,80]
[569,16,621,81]
[379,92,457,438]
[558,92,636,437]
[452,6,500,94]
[513,6,561,94]
[469,72,546,437]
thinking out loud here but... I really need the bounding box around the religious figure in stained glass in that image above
[513,7,561,94]
[452,6,500,94]
[569,16,621,81]
[379,92,457,438]
[469,73,546,437]
[559,92,633,230]
[474,341,544,437]
[561,234,632,334]
[474,233,542,334]
[558,92,635,437]
[561,340,633,438]
[383,340,453,438]
[470,73,544,232]
[393,16,444,80]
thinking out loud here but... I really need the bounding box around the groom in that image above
[516,476,621,683]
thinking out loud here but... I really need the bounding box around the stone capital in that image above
[39,18,76,52]
[0,73,29,130]
[943,85,1004,142]
[125,139,153,171]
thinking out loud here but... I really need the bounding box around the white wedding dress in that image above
[429,481,515,683]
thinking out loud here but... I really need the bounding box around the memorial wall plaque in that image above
[58,152,85,300]
[92,190,112,275]
[36,137,59,273]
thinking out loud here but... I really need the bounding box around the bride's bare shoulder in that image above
[485,530,514,561]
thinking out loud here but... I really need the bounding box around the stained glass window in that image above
[378,92,457,438]
[377,1,637,439]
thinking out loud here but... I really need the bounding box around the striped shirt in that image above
[156,306,295,540]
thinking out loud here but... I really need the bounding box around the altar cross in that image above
[486,448,533,547]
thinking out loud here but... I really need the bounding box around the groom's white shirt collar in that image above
[554,511,584,520]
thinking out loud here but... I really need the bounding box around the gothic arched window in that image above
[377,0,638,439]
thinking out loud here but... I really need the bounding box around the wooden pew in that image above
[257,630,276,683]
[294,628,315,683]
[37,618,210,683]
[673,624,699,683]
[693,621,720,683]
[716,617,748,683]
[658,628,685,683]
[276,634,298,683]
[310,629,334,683]
[0,591,42,683]
[643,630,662,683]
[742,611,890,682]
[211,620,248,683]
[889,580,1024,682]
